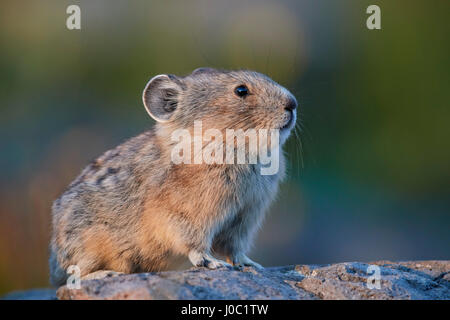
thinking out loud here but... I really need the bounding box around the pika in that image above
[49,68,297,286]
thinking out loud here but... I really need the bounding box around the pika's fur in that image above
[49,68,297,286]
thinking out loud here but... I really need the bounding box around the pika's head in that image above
[142,68,297,142]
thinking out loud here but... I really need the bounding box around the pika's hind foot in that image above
[188,250,232,269]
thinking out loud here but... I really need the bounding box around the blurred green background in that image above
[0,0,449,294]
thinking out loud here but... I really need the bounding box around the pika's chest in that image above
[218,162,284,210]
[155,155,285,217]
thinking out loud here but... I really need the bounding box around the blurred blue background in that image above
[0,0,449,294]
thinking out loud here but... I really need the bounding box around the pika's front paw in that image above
[188,250,232,269]
[232,254,263,269]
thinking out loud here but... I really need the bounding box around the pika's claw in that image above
[188,250,232,269]
[232,254,264,269]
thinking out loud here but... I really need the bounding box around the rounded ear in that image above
[142,74,182,123]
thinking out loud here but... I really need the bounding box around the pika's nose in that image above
[285,96,297,111]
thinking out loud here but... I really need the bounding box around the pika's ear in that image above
[142,74,182,122]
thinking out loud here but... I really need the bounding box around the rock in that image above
[2,261,448,300]
[54,260,449,300]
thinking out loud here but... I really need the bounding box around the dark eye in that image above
[234,85,249,97]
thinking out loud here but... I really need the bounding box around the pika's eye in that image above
[234,85,249,97]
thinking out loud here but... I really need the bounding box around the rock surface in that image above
[57,260,449,300]
[3,261,449,300]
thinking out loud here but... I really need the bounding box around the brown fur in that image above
[49,68,297,286]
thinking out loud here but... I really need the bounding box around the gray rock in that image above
[56,260,450,300]
[3,261,449,300]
